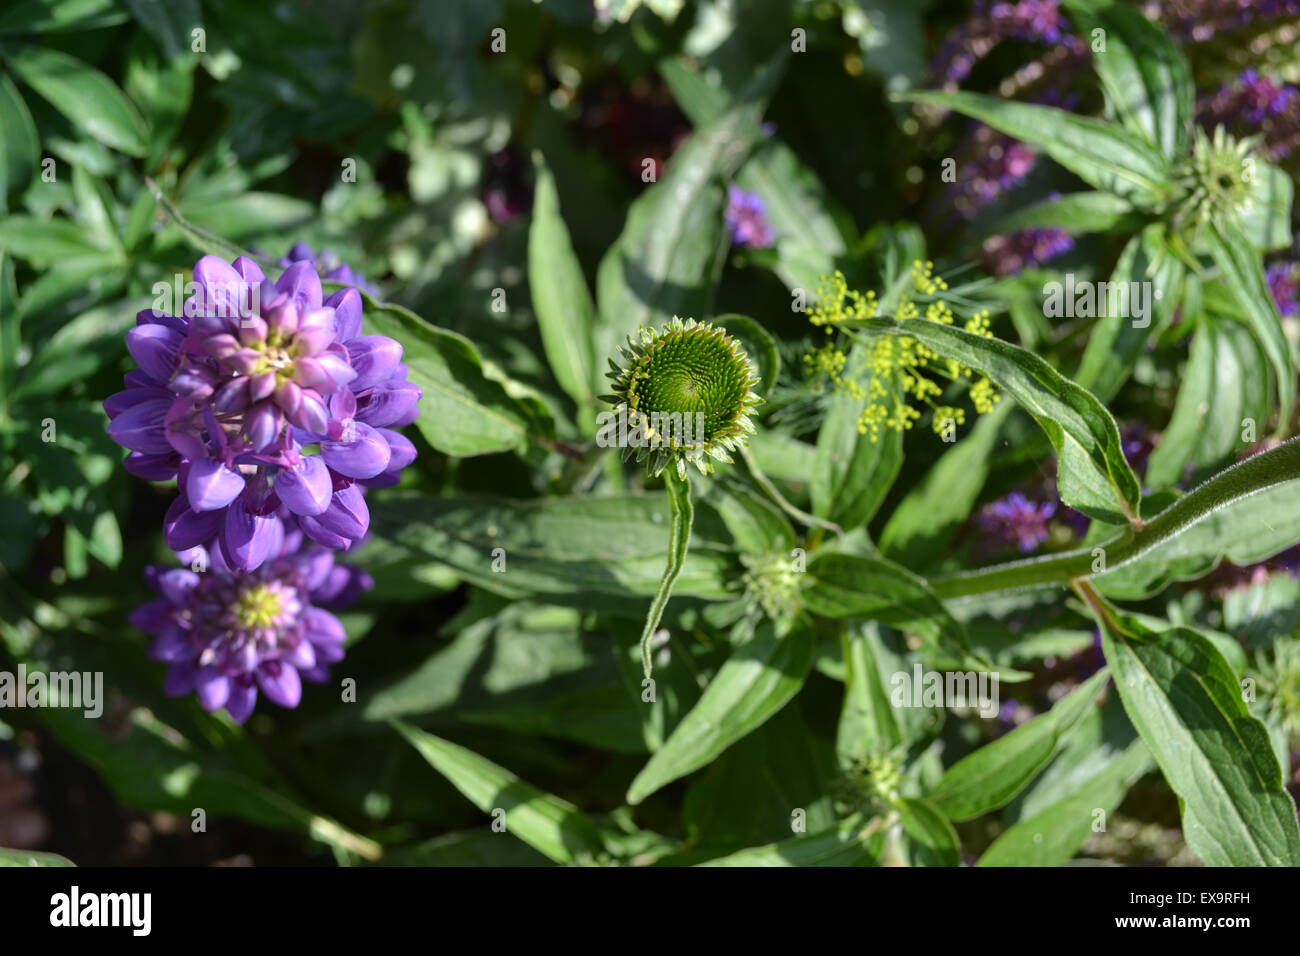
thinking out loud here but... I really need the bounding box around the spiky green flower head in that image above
[1254,637,1300,741]
[1171,125,1262,239]
[605,317,761,480]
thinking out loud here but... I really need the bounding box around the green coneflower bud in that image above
[605,317,761,481]
[1171,126,1261,238]
[1254,638,1300,742]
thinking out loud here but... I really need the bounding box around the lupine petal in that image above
[346,336,403,390]
[225,680,258,724]
[321,421,390,479]
[221,498,281,571]
[186,458,246,512]
[195,669,231,711]
[275,455,332,516]
[107,396,173,454]
[257,661,302,708]
[276,260,323,314]
[125,324,183,382]
[163,496,223,551]
[325,288,363,341]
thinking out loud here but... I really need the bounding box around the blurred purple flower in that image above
[724,185,775,249]
[483,146,533,224]
[929,0,1078,86]
[977,491,1057,553]
[1267,262,1300,316]
[1146,0,1300,43]
[979,228,1073,275]
[281,242,378,298]
[104,254,421,570]
[130,534,370,723]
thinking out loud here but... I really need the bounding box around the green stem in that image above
[931,436,1300,600]
[144,177,267,265]
[740,446,841,536]
[639,468,694,678]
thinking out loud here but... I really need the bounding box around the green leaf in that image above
[361,297,557,458]
[708,480,794,557]
[978,734,1151,865]
[980,190,1141,239]
[626,621,814,805]
[902,90,1174,208]
[802,552,982,669]
[122,0,200,62]
[1145,314,1269,488]
[370,490,733,602]
[930,669,1109,821]
[879,400,1012,570]
[3,45,148,156]
[177,191,314,239]
[0,250,17,395]
[812,346,903,533]
[528,152,597,415]
[838,623,938,762]
[1074,224,1184,402]
[14,296,143,401]
[851,316,1142,525]
[1093,602,1300,866]
[0,0,127,34]
[393,721,612,865]
[0,215,111,263]
[696,817,884,866]
[712,313,779,400]
[1204,218,1295,419]
[0,847,75,866]
[895,798,961,867]
[0,72,37,203]
[1239,160,1293,252]
[1066,0,1193,158]
[595,55,783,369]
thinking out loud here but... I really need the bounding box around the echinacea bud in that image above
[605,317,761,480]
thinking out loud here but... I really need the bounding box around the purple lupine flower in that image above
[130,533,371,723]
[979,228,1073,276]
[976,491,1056,553]
[280,242,378,297]
[1120,421,1156,478]
[724,185,775,249]
[104,255,421,571]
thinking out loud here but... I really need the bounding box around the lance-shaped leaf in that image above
[696,817,885,867]
[1074,224,1184,403]
[361,297,557,458]
[980,190,1142,240]
[393,722,613,865]
[595,55,785,378]
[895,798,961,867]
[930,669,1109,821]
[902,90,1174,208]
[1091,602,1300,866]
[802,552,985,670]
[1204,219,1295,419]
[1063,0,1193,158]
[528,152,597,416]
[626,621,814,805]
[850,316,1142,525]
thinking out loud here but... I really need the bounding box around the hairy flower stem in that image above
[931,436,1300,600]
[739,446,841,536]
[640,468,694,678]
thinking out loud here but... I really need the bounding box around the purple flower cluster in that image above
[976,491,1057,553]
[131,534,370,723]
[724,186,775,249]
[1145,0,1300,43]
[929,0,1078,86]
[979,227,1073,276]
[106,254,420,572]
[1198,70,1300,161]
[110,250,420,720]
[281,241,378,297]
[1268,261,1300,316]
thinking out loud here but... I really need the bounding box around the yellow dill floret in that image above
[912,259,948,296]
[803,342,848,382]
[808,270,877,327]
[970,376,1000,414]
[925,300,955,325]
[964,309,994,337]
[931,405,966,434]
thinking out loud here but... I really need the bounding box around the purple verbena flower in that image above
[105,254,422,571]
[724,185,775,249]
[130,534,371,723]
[1145,0,1300,43]
[928,0,1075,86]
[977,491,1056,553]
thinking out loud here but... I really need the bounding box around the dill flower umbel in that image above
[803,263,1000,442]
[605,317,761,480]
